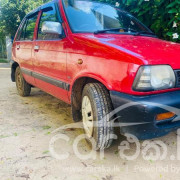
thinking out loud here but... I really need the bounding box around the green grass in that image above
[42,125,51,130]
[0,59,8,63]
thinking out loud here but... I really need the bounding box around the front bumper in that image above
[110,90,180,140]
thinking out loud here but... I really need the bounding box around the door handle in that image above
[16,45,20,49]
[34,45,40,51]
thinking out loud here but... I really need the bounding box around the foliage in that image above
[0,0,179,42]
[0,0,50,37]
[97,0,180,42]
[0,59,8,63]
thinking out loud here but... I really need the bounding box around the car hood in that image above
[79,34,180,69]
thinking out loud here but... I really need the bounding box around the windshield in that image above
[63,0,152,34]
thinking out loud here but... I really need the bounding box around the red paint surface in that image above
[12,0,180,104]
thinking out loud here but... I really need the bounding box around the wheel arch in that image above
[71,75,111,122]
[11,60,19,82]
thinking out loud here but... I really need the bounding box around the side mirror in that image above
[41,21,62,35]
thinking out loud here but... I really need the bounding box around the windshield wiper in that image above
[94,28,138,34]
[94,28,156,37]
[134,31,156,37]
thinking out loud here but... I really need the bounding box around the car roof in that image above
[25,0,58,18]
[25,0,129,19]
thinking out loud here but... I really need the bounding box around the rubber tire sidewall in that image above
[15,66,31,97]
[82,83,114,150]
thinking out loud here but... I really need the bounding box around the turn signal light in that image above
[156,112,175,121]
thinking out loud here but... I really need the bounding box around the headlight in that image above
[133,65,176,91]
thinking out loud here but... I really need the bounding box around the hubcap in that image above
[82,96,94,138]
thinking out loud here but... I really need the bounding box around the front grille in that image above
[175,70,180,87]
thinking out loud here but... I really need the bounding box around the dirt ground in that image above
[0,63,180,180]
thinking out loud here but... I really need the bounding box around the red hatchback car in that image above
[11,0,180,150]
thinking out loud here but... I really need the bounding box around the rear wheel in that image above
[81,83,114,150]
[15,66,31,97]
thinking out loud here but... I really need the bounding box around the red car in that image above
[11,0,180,150]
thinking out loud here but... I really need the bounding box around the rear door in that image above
[33,3,69,103]
[14,12,39,86]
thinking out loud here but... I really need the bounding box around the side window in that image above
[38,7,60,40]
[24,13,38,40]
[16,19,26,41]
[19,13,38,41]
[20,20,28,41]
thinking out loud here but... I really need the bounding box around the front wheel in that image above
[81,83,114,150]
[15,66,31,97]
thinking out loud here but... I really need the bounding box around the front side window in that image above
[38,7,60,40]
[63,0,151,34]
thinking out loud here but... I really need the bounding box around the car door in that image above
[33,3,69,103]
[14,12,39,86]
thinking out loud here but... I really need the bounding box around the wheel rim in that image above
[82,96,94,138]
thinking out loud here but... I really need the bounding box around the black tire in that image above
[15,66,31,97]
[82,83,114,150]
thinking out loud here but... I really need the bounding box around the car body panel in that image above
[11,0,180,140]
[12,41,36,86]
[12,0,180,102]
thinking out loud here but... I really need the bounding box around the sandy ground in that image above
[0,63,180,180]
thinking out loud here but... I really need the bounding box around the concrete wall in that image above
[6,36,12,62]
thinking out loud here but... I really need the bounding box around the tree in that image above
[0,0,179,42]
[0,0,50,37]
